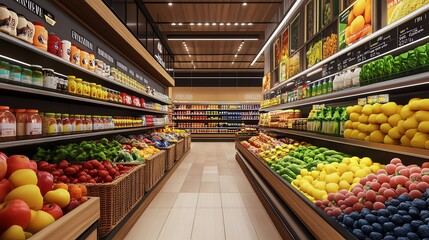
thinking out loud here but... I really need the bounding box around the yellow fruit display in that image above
[375,113,388,124]
[358,123,368,133]
[358,132,367,140]
[403,116,418,130]
[401,135,412,146]
[345,120,353,129]
[371,103,382,114]
[352,121,361,129]
[362,105,372,115]
[418,121,429,133]
[411,133,429,149]
[397,120,406,134]
[380,123,393,134]
[350,113,361,122]
[388,114,402,127]
[426,140,429,150]
[368,114,378,124]
[365,124,380,133]
[369,130,385,143]
[384,135,400,145]
[388,127,402,140]
[417,99,429,111]
[405,129,419,139]
[359,115,369,124]
[351,130,361,139]
[344,129,353,138]
[416,111,429,122]
[353,105,363,114]
[381,102,398,116]
[400,105,414,119]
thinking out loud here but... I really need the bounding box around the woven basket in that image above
[175,139,185,161]
[84,163,145,237]
[158,144,175,171]
[144,150,166,192]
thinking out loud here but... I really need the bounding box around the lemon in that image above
[325,183,340,193]
[401,135,412,146]
[317,163,325,171]
[353,177,360,184]
[404,116,419,130]
[350,113,361,122]
[319,171,327,181]
[416,111,429,122]
[417,99,429,111]
[359,115,369,124]
[342,158,351,165]
[355,169,368,178]
[310,171,319,179]
[340,171,354,183]
[381,102,398,116]
[400,105,415,119]
[360,157,372,166]
[300,169,309,176]
[352,122,361,130]
[339,180,351,190]
[315,181,326,190]
[366,123,380,133]
[369,130,385,143]
[353,105,363,114]
[371,103,383,114]
[388,114,402,127]
[358,124,368,133]
[344,128,353,138]
[345,120,353,129]
[409,98,421,111]
[376,113,389,124]
[384,135,400,145]
[358,132,368,140]
[362,104,373,115]
[350,166,360,173]
[411,132,429,149]
[325,173,340,184]
[369,164,380,173]
[418,121,429,133]
[296,175,303,180]
[303,175,314,183]
[337,163,350,175]
[292,179,299,186]
[331,162,339,167]
[346,106,354,115]
[368,114,378,124]
[380,123,393,134]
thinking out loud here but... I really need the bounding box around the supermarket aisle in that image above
[125,142,282,240]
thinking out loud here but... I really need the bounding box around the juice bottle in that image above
[67,75,76,93]
[26,109,42,136]
[75,78,83,95]
[90,83,97,98]
[62,114,71,134]
[56,113,63,133]
[44,113,57,135]
[322,79,327,94]
[332,107,341,136]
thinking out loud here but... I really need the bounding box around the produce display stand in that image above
[143,151,167,192]
[31,197,100,240]
[84,164,145,237]
[159,144,176,170]
[175,139,185,161]
[185,135,191,152]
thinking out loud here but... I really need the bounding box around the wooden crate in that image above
[185,135,191,152]
[144,150,166,192]
[175,139,185,161]
[159,144,176,171]
[84,164,145,237]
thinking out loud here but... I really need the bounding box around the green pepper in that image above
[383,55,394,75]
[407,50,418,69]
[399,52,409,71]
[415,45,428,66]
[374,59,385,78]
[360,64,369,81]
[392,56,403,74]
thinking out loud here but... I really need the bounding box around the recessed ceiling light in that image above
[235,54,237,57]
[189,55,191,57]
[243,2,247,6]
[168,2,173,6]
[194,66,196,69]
[190,23,194,25]
[198,23,202,26]
[241,23,246,26]
[248,23,253,26]
[205,23,209,26]
[234,23,239,26]
[232,62,234,64]
[171,23,176,26]
[178,23,183,26]
[212,23,217,26]
[220,23,224,26]
[226,23,231,26]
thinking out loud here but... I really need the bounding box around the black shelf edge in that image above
[173,119,259,121]
[0,32,170,105]
[0,124,169,149]
[260,127,429,160]
[261,71,429,112]
[173,114,260,116]
[173,109,260,111]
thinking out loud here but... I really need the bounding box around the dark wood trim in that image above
[144,1,282,4]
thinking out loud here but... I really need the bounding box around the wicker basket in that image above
[158,144,175,171]
[144,150,166,192]
[175,139,185,161]
[84,163,145,237]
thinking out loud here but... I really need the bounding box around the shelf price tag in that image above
[378,94,390,104]
[367,95,379,104]
[398,12,429,47]
[358,98,367,105]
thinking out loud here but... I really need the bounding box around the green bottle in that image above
[316,109,325,133]
[332,107,341,136]
[316,81,322,96]
[311,83,317,97]
[327,78,333,93]
[306,84,311,99]
[339,107,349,137]
[322,80,327,94]
[324,108,333,134]
[308,110,317,131]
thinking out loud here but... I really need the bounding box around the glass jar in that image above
[67,75,76,93]
[82,81,90,96]
[70,45,80,65]
[31,65,43,86]
[102,87,107,100]
[8,8,18,37]
[0,106,16,139]
[96,84,102,99]
[80,50,89,69]
[32,22,48,51]
[294,110,301,119]
[43,113,57,135]
[21,68,32,84]
[62,114,71,134]
[75,78,83,95]
[86,115,93,131]
[69,114,76,132]
[55,113,63,133]
[42,68,56,89]
[75,115,83,132]
[92,116,100,131]
[26,109,42,136]
[16,14,28,42]
[15,109,26,137]
[0,5,11,35]
[0,60,10,79]
[90,83,97,98]
[9,65,21,82]
[88,54,95,71]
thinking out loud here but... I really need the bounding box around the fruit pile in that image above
[0,153,88,239]
[292,156,383,201]
[37,159,133,184]
[241,133,299,155]
[344,98,429,149]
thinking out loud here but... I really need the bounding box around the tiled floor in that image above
[125,142,282,240]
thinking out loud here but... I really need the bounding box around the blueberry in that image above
[399,202,410,210]
[398,195,412,202]
[407,232,420,240]
[402,215,413,223]
[419,225,429,238]
[378,209,391,218]
[362,209,371,217]
[383,222,396,232]
[421,210,429,220]
[361,224,373,235]
[411,220,424,231]
[396,237,409,240]
[383,236,396,240]
[392,214,404,225]
[372,223,384,234]
[350,212,361,220]
[353,221,360,229]
[413,198,427,210]
[394,226,407,237]
[403,223,412,232]
[378,216,389,224]
[369,232,383,240]
[371,210,378,215]
[390,199,400,207]
[337,213,345,222]
[365,214,378,224]
[423,188,429,198]
[387,206,399,214]
[353,229,365,240]
[344,216,354,227]
[358,219,369,228]
[398,210,408,215]
[408,207,420,219]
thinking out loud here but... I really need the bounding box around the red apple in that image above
[0,179,13,203]
[63,198,80,214]
[42,203,63,220]
[6,155,30,178]
[0,199,31,232]
[0,152,6,180]
[37,171,54,196]
[29,160,37,172]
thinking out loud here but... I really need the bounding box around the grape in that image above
[394,226,407,237]
[418,182,429,192]
[408,207,420,219]
[369,232,383,240]
[343,215,354,227]
[386,164,397,175]
[407,232,420,240]
[370,182,381,191]
[353,229,365,240]
[365,214,378,224]
[373,202,386,210]
[409,189,423,199]
[372,222,384,234]
[398,202,411,210]
[418,225,429,238]
[383,189,396,199]
[391,214,404,225]
[390,199,400,207]
[378,216,389,224]
[357,219,369,228]
[383,222,395,232]
[366,190,377,202]
[421,210,429,219]
[350,212,361,220]
[390,158,402,165]
[361,224,373,235]
[410,220,423,231]
[383,236,396,240]
[398,209,408,215]
[401,215,413,223]
[412,198,427,210]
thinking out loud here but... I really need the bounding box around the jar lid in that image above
[15,109,26,113]
[42,68,54,72]
[0,106,9,110]
[30,65,42,70]
[67,75,76,79]
[90,83,96,85]
[86,115,92,117]
[62,114,69,117]
[22,68,31,72]
[26,109,38,113]
[55,113,61,116]
[45,113,55,116]
[75,78,82,82]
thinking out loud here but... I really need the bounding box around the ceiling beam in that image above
[144,1,282,4]
[174,54,257,56]
[156,22,277,24]
[175,61,263,63]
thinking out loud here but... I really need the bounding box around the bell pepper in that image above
[383,55,394,76]
[392,56,403,74]
[415,45,428,66]
[399,52,409,70]
[374,59,385,78]
[407,50,418,69]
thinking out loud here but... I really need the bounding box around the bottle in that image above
[316,109,324,133]
[0,106,16,139]
[31,65,43,86]
[337,72,345,90]
[75,78,83,95]
[321,108,329,134]
[15,109,26,137]
[69,114,76,132]
[307,110,315,132]
[55,113,63,133]
[332,74,339,91]
[344,69,353,88]
[311,83,317,97]
[26,109,42,136]
[316,81,322,96]
[339,107,349,137]
[322,79,327,94]
[90,83,97,98]
[327,78,333,93]
[68,76,76,93]
[332,107,341,136]
[43,113,57,135]
[352,68,361,87]
[32,22,48,51]
[62,114,71,134]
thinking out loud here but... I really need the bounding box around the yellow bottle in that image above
[67,76,76,93]
[90,83,97,98]
[102,87,108,100]
[75,78,83,95]
[96,84,102,99]
[82,81,90,96]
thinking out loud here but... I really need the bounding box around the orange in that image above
[353,0,366,17]
[364,0,371,24]
[53,183,68,191]
[351,15,365,36]
[348,11,355,26]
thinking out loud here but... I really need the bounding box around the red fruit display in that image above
[5,155,30,178]
[0,199,31,232]
[37,171,54,196]
[0,179,13,203]
[42,203,63,220]
[0,152,7,180]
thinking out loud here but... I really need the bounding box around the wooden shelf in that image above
[0,125,169,149]
[31,197,100,240]
[0,79,168,114]
[0,32,170,104]
[177,127,243,129]
[260,127,429,160]
[236,142,353,240]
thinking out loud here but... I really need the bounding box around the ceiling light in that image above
[194,66,196,69]
[178,23,183,26]
[235,54,237,57]
[232,62,234,64]
[205,23,209,26]
[190,23,194,25]
[189,55,191,57]
[243,2,247,6]
[169,38,258,41]
[234,23,239,26]
[198,23,202,26]
[241,23,246,26]
[171,23,176,26]
[168,2,173,6]
[248,23,253,26]
[212,23,217,26]
[252,0,302,65]
[226,23,231,26]
[220,23,224,26]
